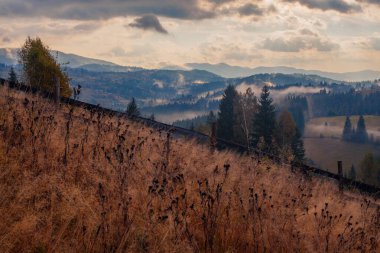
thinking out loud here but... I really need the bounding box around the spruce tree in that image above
[207,111,217,125]
[251,85,276,153]
[217,85,238,141]
[291,128,305,164]
[8,67,17,88]
[126,98,140,117]
[349,165,356,180]
[355,115,368,143]
[342,116,352,141]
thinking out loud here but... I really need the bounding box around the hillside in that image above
[1,84,380,252]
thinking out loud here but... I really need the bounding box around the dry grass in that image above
[0,86,379,253]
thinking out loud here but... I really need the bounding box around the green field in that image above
[304,115,380,174]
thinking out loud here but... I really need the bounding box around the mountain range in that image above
[185,63,380,82]
[1,48,379,122]
[2,48,380,82]
[0,48,143,72]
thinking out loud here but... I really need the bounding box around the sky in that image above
[0,0,379,72]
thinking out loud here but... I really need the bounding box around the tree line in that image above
[287,89,380,118]
[215,85,305,164]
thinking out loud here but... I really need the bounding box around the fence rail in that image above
[1,78,379,197]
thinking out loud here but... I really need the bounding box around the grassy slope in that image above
[0,86,379,253]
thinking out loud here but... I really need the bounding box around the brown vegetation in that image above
[0,85,379,253]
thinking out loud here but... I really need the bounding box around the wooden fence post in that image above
[165,132,171,167]
[54,77,60,105]
[210,122,217,152]
[338,161,343,191]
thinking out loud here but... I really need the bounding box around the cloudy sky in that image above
[0,0,379,72]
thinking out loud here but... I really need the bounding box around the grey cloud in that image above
[0,0,214,20]
[370,37,380,50]
[74,23,101,32]
[107,47,129,57]
[357,0,380,5]
[221,2,276,18]
[2,37,11,43]
[262,37,307,52]
[299,28,318,36]
[282,0,362,13]
[208,0,236,5]
[262,33,339,52]
[237,4,263,16]
[129,14,168,34]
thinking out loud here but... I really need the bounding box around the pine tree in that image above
[342,116,352,141]
[126,98,140,117]
[251,85,276,154]
[349,165,356,180]
[291,127,305,164]
[207,111,217,125]
[217,85,238,141]
[355,115,368,143]
[8,67,17,88]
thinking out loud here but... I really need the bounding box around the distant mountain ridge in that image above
[186,63,380,82]
[1,48,379,122]
[2,48,379,82]
[0,48,143,72]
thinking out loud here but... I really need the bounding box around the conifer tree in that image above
[251,85,276,153]
[349,165,356,180]
[126,98,140,117]
[217,85,238,141]
[355,115,368,143]
[207,111,217,125]
[291,128,305,164]
[8,67,17,88]
[342,116,352,141]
